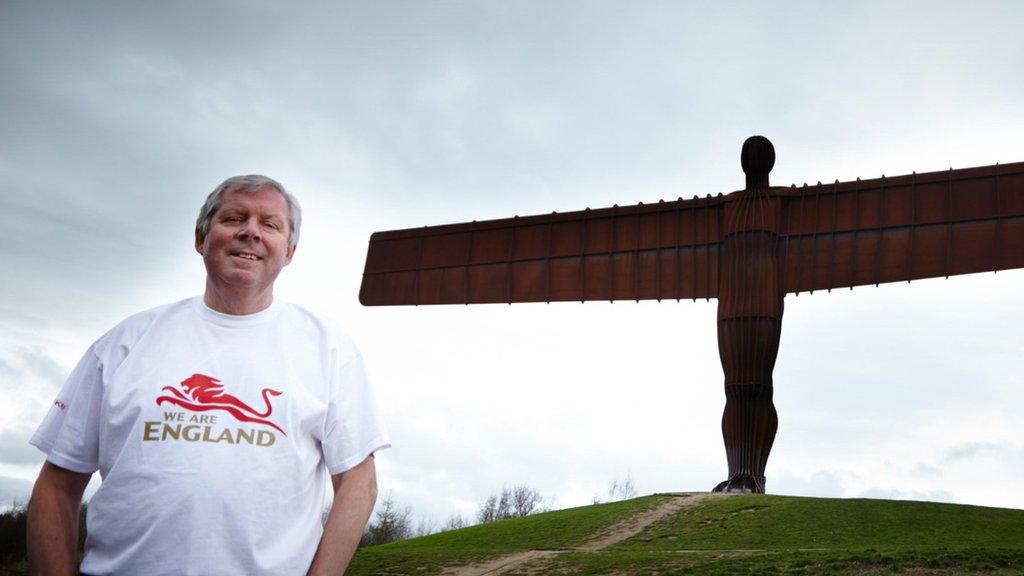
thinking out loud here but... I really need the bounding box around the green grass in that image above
[616,494,1024,551]
[348,494,1024,576]
[345,495,662,575]
[507,548,1024,576]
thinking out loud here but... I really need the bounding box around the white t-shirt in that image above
[31,297,390,576]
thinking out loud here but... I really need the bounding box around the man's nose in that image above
[236,217,261,241]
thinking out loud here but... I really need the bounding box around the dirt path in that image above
[575,492,718,551]
[438,550,560,576]
[440,492,723,576]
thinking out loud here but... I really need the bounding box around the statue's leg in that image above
[712,316,781,493]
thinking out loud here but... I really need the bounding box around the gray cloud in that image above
[946,442,1005,462]
[0,344,69,402]
[11,346,66,392]
[0,345,70,460]
[910,463,944,479]
[772,470,848,498]
[856,487,956,504]
[0,426,43,467]
[0,476,35,509]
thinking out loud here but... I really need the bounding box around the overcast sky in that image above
[2,1,1023,524]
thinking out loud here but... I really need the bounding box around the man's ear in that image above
[284,242,297,265]
[195,229,205,255]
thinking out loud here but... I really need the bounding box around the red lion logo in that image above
[156,374,285,434]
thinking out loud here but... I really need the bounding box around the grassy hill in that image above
[3,493,1020,575]
[348,493,1024,575]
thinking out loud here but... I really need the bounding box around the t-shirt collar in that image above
[192,295,283,327]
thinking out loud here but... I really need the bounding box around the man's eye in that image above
[264,222,280,230]
[224,216,241,223]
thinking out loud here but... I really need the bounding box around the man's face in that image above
[196,186,296,296]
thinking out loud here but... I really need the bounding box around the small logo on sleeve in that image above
[143,373,285,447]
[53,400,67,411]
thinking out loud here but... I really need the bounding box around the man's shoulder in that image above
[94,298,196,349]
[114,297,195,329]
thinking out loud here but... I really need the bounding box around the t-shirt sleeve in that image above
[321,352,391,475]
[29,346,104,474]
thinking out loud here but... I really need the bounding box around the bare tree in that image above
[360,492,412,547]
[477,485,544,523]
[496,488,512,519]
[441,514,468,532]
[477,493,499,524]
[414,518,436,538]
[607,474,638,502]
[511,485,543,517]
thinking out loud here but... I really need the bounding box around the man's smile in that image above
[231,251,262,261]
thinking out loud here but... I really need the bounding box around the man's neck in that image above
[203,283,274,316]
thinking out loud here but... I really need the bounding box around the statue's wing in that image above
[361,162,1024,305]
[779,162,1024,294]
[360,196,726,305]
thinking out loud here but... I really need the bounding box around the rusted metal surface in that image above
[713,136,782,493]
[359,136,1024,493]
[361,163,1024,307]
[360,196,724,305]
[778,163,1024,293]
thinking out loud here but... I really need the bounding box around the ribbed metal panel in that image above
[360,196,725,305]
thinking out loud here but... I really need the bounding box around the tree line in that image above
[359,475,637,547]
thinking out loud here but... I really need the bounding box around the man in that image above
[27,175,389,575]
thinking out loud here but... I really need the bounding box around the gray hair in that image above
[195,175,302,247]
